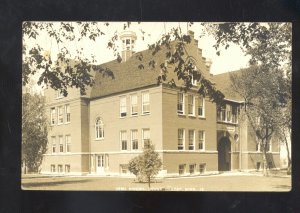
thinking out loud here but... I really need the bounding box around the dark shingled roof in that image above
[90,38,212,99]
[213,69,245,102]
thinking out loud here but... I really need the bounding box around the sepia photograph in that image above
[21,22,291,191]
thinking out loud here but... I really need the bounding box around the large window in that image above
[58,106,64,124]
[142,129,150,148]
[51,136,56,153]
[198,96,205,117]
[50,108,56,125]
[51,164,55,172]
[188,95,195,116]
[130,94,138,116]
[65,165,70,173]
[232,106,238,123]
[120,131,127,150]
[177,93,185,115]
[120,96,127,117]
[217,105,226,121]
[188,130,195,150]
[58,164,63,173]
[227,105,232,122]
[178,129,185,150]
[59,136,63,152]
[189,164,196,174]
[198,131,205,151]
[131,130,138,150]
[142,92,150,115]
[65,105,70,123]
[56,90,64,99]
[65,135,71,153]
[199,163,206,174]
[266,139,272,152]
[95,117,104,139]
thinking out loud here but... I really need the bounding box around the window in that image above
[51,136,56,153]
[58,106,64,124]
[131,130,138,150]
[188,130,195,150]
[51,164,55,172]
[120,131,127,150]
[178,129,185,150]
[198,96,205,117]
[120,96,127,117]
[58,164,63,173]
[217,105,226,121]
[59,136,63,153]
[142,92,150,114]
[188,95,195,116]
[179,164,186,175]
[65,105,70,123]
[50,108,56,125]
[65,135,71,153]
[65,165,70,173]
[232,106,238,123]
[120,164,128,174]
[227,105,232,122]
[189,164,196,174]
[142,129,150,148]
[177,93,185,115]
[198,131,205,151]
[130,94,138,116]
[199,163,206,174]
[266,139,272,152]
[256,141,262,152]
[95,117,104,139]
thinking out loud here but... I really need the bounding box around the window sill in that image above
[131,114,138,117]
[119,116,127,119]
[57,123,64,126]
[188,114,196,118]
[177,113,186,117]
[65,122,71,125]
[141,113,150,116]
[95,138,104,141]
[198,116,206,120]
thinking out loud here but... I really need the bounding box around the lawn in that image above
[21,172,291,191]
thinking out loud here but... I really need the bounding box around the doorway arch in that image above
[218,137,231,171]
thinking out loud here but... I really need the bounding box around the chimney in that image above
[119,31,137,62]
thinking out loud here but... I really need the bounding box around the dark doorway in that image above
[218,137,231,171]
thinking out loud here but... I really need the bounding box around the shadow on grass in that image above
[22,179,91,188]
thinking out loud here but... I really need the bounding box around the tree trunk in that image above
[262,141,268,176]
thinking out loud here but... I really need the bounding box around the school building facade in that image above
[40,31,280,176]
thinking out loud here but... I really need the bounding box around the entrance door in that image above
[218,137,231,171]
[96,155,105,174]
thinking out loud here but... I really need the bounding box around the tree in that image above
[22,22,224,104]
[128,143,162,189]
[22,92,48,173]
[203,22,291,175]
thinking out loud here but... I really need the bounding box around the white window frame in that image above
[267,138,272,152]
[198,96,205,118]
[188,94,195,116]
[199,163,206,174]
[179,164,186,175]
[65,135,71,153]
[142,91,150,115]
[131,129,138,151]
[188,130,195,150]
[130,94,138,116]
[198,131,205,151]
[227,105,232,122]
[58,164,63,173]
[142,128,150,148]
[95,117,104,140]
[55,90,64,99]
[51,164,55,172]
[65,104,70,123]
[57,106,64,124]
[232,105,238,124]
[50,107,56,125]
[178,129,185,150]
[189,164,196,174]
[120,96,127,118]
[51,136,56,154]
[177,93,185,115]
[59,135,64,153]
[120,131,127,151]
[65,164,70,173]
